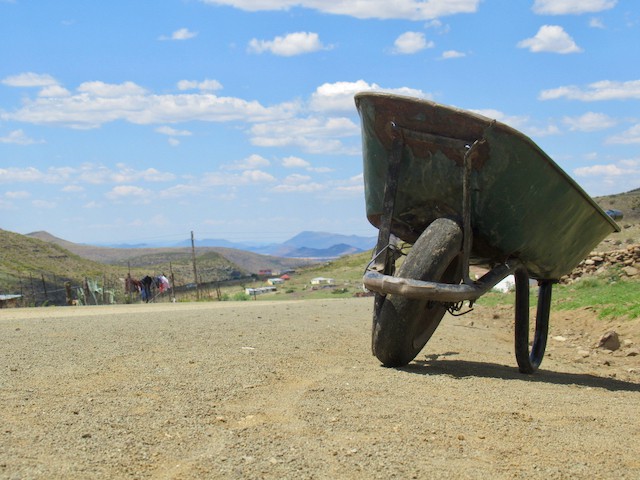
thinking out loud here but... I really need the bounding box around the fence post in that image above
[65,281,73,306]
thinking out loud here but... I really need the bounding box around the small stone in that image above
[598,331,621,351]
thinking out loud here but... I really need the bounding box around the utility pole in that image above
[191,230,199,300]
[169,262,176,303]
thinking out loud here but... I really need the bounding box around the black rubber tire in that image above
[372,218,463,367]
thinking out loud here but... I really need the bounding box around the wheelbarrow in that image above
[355,92,621,373]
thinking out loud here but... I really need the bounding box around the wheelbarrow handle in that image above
[363,261,519,303]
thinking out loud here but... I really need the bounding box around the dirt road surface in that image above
[1,298,639,479]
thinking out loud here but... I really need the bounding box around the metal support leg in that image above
[514,269,552,374]
[372,123,403,274]
[371,124,404,352]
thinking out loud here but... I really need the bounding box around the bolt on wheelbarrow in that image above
[355,92,621,373]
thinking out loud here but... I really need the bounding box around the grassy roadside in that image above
[198,248,640,323]
[477,277,640,322]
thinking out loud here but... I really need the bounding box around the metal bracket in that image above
[371,122,404,276]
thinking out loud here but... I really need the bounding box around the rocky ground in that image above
[1,298,638,479]
[562,244,640,283]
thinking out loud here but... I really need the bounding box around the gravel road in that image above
[1,298,639,479]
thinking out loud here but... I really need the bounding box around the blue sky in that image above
[1,0,639,245]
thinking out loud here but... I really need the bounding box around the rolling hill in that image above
[4,188,638,306]
[26,231,315,274]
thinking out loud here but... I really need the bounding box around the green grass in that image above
[476,277,640,321]
[213,252,374,302]
[554,278,640,320]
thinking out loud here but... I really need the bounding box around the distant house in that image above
[310,277,334,285]
[245,286,277,296]
[0,294,22,308]
[279,274,291,281]
[267,278,284,285]
[258,269,272,277]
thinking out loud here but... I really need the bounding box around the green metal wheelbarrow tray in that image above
[355,92,620,373]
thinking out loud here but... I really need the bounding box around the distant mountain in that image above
[87,231,377,258]
[25,231,315,274]
[173,238,252,249]
[282,231,377,250]
[173,231,377,259]
[283,243,362,259]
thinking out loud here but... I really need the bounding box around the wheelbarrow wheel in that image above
[372,217,463,367]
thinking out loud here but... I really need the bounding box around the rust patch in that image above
[370,95,491,168]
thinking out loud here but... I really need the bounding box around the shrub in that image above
[232,292,251,301]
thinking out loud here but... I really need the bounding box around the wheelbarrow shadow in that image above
[400,354,640,393]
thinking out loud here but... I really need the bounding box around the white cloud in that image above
[62,185,84,193]
[0,167,49,183]
[607,124,640,144]
[425,19,450,33]
[78,80,148,97]
[159,28,198,40]
[589,17,605,28]
[248,31,327,56]
[0,129,42,145]
[106,185,152,201]
[517,25,582,54]
[391,32,433,54]
[283,173,311,184]
[1,79,298,128]
[470,109,531,131]
[1,72,58,87]
[32,199,56,209]
[563,112,617,131]
[574,164,627,176]
[532,0,617,15]
[201,169,276,186]
[250,116,359,154]
[281,155,332,173]
[282,156,311,168]
[0,164,175,186]
[309,80,430,112]
[540,79,640,101]
[156,126,193,136]
[5,190,30,199]
[224,154,271,170]
[470,109,562,137]
[200,0,481,21]
[38,85,71,97]
[441,50,466,59]
[78,164,175,184]
[272,181,325,193]
[159,184,203,198]
[177,79,223,91]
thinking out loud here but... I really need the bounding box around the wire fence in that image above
[0,271,258,308]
